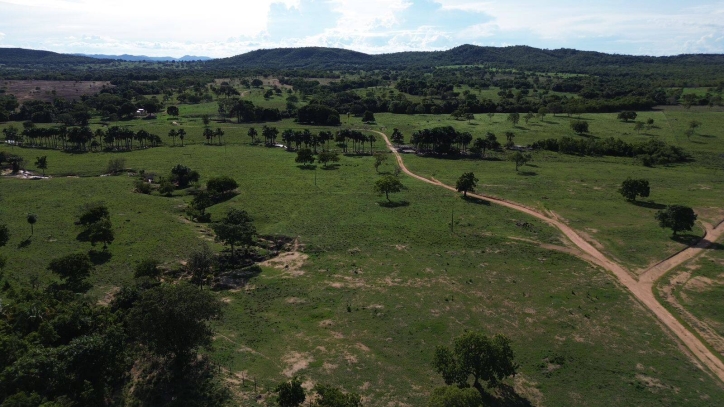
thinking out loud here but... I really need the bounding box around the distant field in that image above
[1,140,723,406]
[0,79,112,103]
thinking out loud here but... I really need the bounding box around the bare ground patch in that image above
[282,351,314,377]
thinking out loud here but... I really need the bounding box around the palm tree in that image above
[178,129,186,146]
[27,213,37,236]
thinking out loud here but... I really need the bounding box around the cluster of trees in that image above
[274,378,362,407]
[0,256,228,405]
[10,123,162,152]
[531,137,689,166]
[410,126,473,155]
[217,98,282,123]
[76,202,115,251]
[617,179,698,236]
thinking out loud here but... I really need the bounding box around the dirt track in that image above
[372,130,724,383]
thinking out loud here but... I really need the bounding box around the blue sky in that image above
[0,0,723,58]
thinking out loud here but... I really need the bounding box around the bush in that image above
[134,179,152,194]
[206,176,238,198]
[106,158,126,174]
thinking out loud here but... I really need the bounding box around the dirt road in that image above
[371,130,724,382]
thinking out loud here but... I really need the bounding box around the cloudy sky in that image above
[1,0,723,58]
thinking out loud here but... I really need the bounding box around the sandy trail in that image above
[371,130,724,382]
[639,220,724,284]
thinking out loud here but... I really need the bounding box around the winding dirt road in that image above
[371,130,724,383]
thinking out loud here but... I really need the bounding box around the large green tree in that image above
[618,178,650,201]
[48,253,94,292]
[275,377,306,407]
[212,209,256,258]
[433,332,517,396]
[456,172,479,197]
[127,282,223,360]
[295,148,315,167]
[374,175,404,202]
[656,205,697,236]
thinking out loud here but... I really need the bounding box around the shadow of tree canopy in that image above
[378,200,410,208]
[482,384,533,407]
[670,233,703,245]
[462,196,491,205]
[296,164,318,170]
[517,171,537,176]
[88,249,112,265]
[631,200,667,210]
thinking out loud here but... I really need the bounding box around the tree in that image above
[373,152,388,173]
[248,127,258,144]
[508,151,531,171]
[433,332,517,396]
[646,117,655,129]
[317,151,339,168]
[276,377,306,407]
[689,120,702,134]
[617,111,637,122]
[634,121,645,133]
[570,120,589,134]
[206,176,238,198]
[506,112,520,126]
[537,107,549,120]
[456,172,479,197]
[391,128,404,145]
[34,156,47,176]
[524,112,535,124]
[201,114,210,128]
[313,384,362,407]
[487,112,494,122]
[170,164,200,188]
[26,213,37,236]
[187,243,215,288]
[656,205,697,236]
[0,223,10,247]
[251,78,264,88]
[212,209,256,258]
[168,129,178,146]
[177,128,186,146]
[618,178,650,201]
[48,253,93,292]
[427,386,483,407]
[203,128,214,144]
[374,175,404,202]
[295,148,315,167]
[214,128,224,145]
[127,282,223,360]
[362,110,375,123]
[87,218,114,250]
[166,106,179,117]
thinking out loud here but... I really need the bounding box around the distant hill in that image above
[76,54,212,62]
[0,48,108,65]
[206,44,724,75]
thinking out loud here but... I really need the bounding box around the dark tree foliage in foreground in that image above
[656,205,697,236]
[433,331,518,396]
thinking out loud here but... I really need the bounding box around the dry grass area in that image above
[1,80,112,102]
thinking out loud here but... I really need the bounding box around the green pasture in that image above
[2,135,724,406]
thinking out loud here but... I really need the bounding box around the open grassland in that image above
[2,139,724,406]
[372,111,724,271]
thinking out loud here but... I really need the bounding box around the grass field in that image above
[2,132,724,406]
[370,111,724,271]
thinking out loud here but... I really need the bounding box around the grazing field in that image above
[0,79,112,102]
[2,134,724,406]
[370,111,724,271]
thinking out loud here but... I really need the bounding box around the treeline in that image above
[531,137,689,165]
[4,123,162,152]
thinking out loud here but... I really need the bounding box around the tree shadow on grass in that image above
[631,200,667,210]
[378,200,410,208]
[88,249,112,265]
[296,165,318,170]
[482,384,533,407]
[670,233,703,245]
[699,134,717,138]
[320,164,340,170]
[517,171,537,176]
[462,196,491,205]
[18,238,32,249]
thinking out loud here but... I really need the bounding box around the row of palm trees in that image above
[248,126,380,154]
